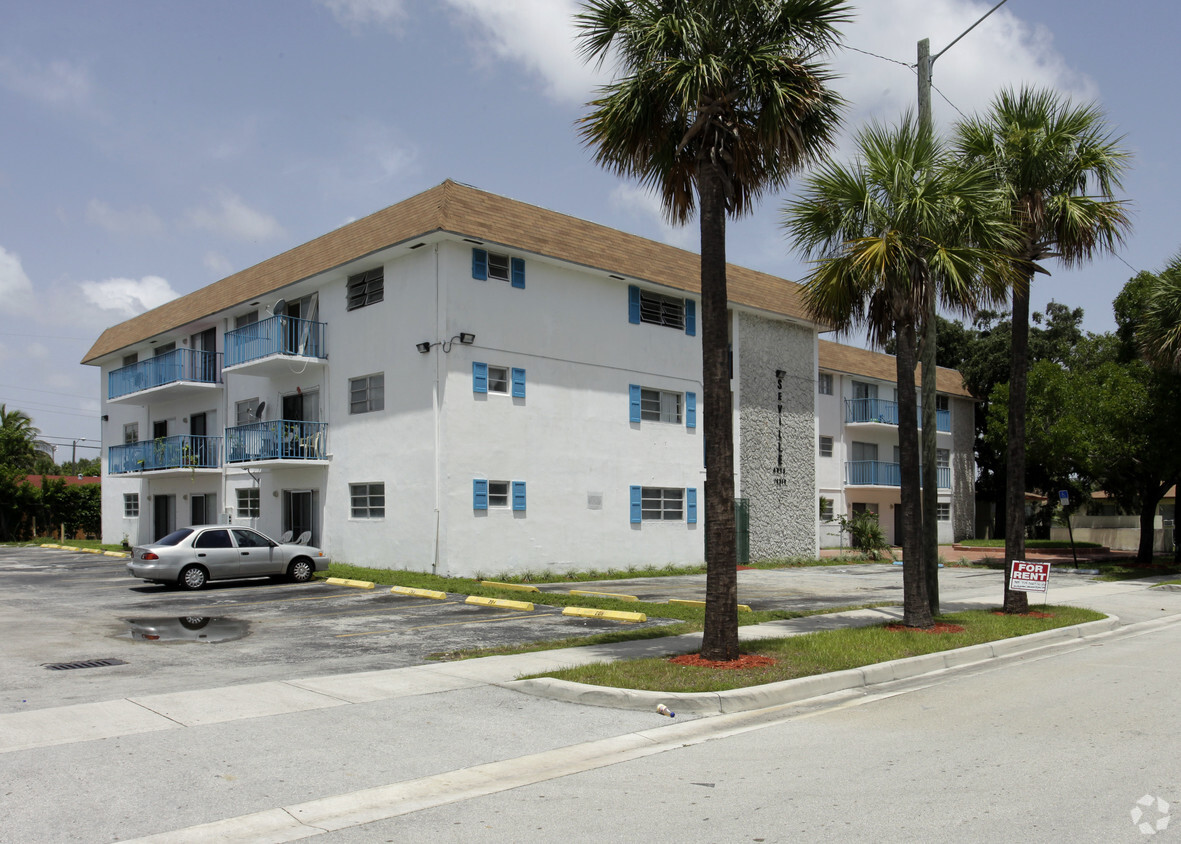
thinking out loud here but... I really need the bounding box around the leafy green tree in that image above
[785,117,1013,627]
[1136,256,1181,372]
[577,0,848,658]
[954,87,1132,612]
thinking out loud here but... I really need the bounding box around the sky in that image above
[2,0,1178,456]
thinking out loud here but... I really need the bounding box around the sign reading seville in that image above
[1009,560,1051,593]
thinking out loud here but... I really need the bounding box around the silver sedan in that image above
[127,526,329,589]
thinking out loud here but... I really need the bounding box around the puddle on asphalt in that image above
[122,616,250,644]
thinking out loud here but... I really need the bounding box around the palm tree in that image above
[576,0,848,659]
[1138,255,1181,373]
[954,87,1132,613]
[0,404,46,471]
[784,116,1014,628]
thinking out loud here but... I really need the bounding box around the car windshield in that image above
[155,529,195,546]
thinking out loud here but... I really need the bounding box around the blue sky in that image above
[1,0,1176,453]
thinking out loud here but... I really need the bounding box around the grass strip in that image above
[523,606,1105,693]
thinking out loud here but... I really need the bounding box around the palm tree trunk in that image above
[920,283,939,616]
[1004,274,1031,613]
[896,319,932,628]
[698,163,739,661]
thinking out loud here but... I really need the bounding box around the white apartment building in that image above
[816,339,976,548]
[83,181,823,577]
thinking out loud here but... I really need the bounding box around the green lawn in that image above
[956,538,1103,549]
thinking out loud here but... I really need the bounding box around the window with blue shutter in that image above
[629,485,642,523]
[685,299,696,336]
[628,285,641,324]
[511,257,525,289]
[511,368,526,398]
[473,362,488,393]
[686,392,696,428]
[472,248,488,280]
[512,481,527,511]
[687,488,698,524]
[473,479,488,510]
[629,384,641,423]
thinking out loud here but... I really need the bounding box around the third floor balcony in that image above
[108,349,221,404]
[845,398,950,432]
[224,315,327,377]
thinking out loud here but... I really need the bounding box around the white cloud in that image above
[0,245,34,314]
[318,0,407,30]
[609,183,693,249]
[186,190,286,243]
[85,199,164,236]
[0,55,93,107]
[79,276,180,318]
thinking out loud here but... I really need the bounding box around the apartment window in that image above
[473,479,527,511]
[123,493,139,518]
[488,481,510,508]
[936,502,951,521]
[935,394,949,412]
[488,366,509,394]
[642,487,684,521]
[235,311,258,329]
[122,353,138,367]
[472,248,525,288]
[123,422,139,445]
[818,373,833,395]
[936,448,950,468]
[819,435,833,457]
[819,497,834,521]
[350,483,385,518]
[236,398,259,425]
[347,267,384,311]
[474,363,526,398]
[236,488,260,519]
[641,389,681,423]
[349,374,384,414]
[639,289,684,329]
[852,380,878,400]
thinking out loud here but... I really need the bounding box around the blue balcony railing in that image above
[846,461,950,489]
[845,398,950,432]
[224,315,326,368]
[109,349,221,400]
[109,435,222,474]
[224,420,327,463]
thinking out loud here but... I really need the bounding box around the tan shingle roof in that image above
[818,339,973,399]
[82,180,813,364]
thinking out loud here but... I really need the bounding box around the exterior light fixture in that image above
[458,333,475,345]
[416,342,432,353]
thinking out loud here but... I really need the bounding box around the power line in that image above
[843,44,913,69]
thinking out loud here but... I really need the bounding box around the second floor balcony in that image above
[109,435,222,476]
[845,398,950,432]
[224,315,327,377]
[225,420,328,466]
[108,348,222,403]
[846,460,950,489]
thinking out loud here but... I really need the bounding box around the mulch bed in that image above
[669,653,777,669]
[885,622,967,634]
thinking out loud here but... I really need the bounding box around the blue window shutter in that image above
[511,368,526,398]
[511,257,526,289]
[473,479,488,510]
[628,285,641,324]
[685,299,696,336]
[629,384,641,423]
[687,488,697,523]
[686,391,696,428]
[472,248,488,280]
[629,485,642,523]
[473,362,488,393]
[512,481,526,511]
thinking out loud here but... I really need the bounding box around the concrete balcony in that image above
[108,349,221,404]
[223,315,326,377]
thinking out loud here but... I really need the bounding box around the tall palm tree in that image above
[576,0,848,660]
[0,404,46,471]
[1139,255,1181,373]
[784,116,1014,628]
[954,87,1132,613]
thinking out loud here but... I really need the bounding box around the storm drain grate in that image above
[43,658,128,671]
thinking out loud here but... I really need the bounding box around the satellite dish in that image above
[254,401,266,419]
[272,298,287,317]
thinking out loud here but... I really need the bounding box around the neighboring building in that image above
[816,340,976,548]
[1051,487,1177,553]
[82,180,822,577]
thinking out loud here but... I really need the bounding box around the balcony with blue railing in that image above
[223,315,327,377]
[224,420,328,466]
[844,398,950,432]
[845,460,950,489]
[108,348,222,403]
[108,435,222,475]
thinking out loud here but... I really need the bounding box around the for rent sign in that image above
[1009,560,1051,593]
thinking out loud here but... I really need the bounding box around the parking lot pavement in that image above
[0,547,679,714]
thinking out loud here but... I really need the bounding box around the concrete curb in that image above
[508,616,1122,715]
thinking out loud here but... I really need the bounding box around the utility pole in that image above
[915,0,1011,616]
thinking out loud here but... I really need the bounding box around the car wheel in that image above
[178,565,208,590]
[288,558,314,583]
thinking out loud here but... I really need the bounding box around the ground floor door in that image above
[282,489,318,545]
[153,494,175,541]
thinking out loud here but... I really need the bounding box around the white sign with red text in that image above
[1009,560,1051,593]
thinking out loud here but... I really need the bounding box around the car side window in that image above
[231,529,272,548]
[194,529,233,549]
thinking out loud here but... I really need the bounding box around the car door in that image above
[191,529,240,580]
[232,528,278,577]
